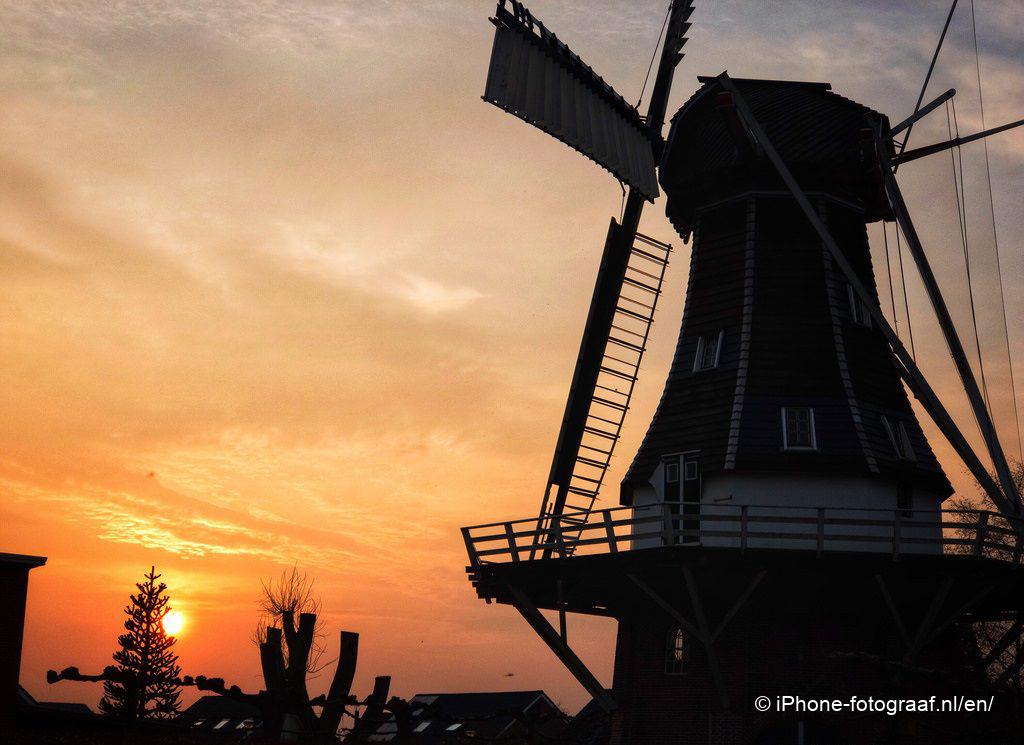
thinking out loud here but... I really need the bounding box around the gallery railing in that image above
[462,503,1024,567]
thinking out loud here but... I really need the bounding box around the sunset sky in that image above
[2,0,1022,715]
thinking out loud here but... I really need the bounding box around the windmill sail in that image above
[475,0,695,555]
[535,223,671,556]
[483,0,660,201]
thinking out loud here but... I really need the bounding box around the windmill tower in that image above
[621,78,954,545]
[463,2,1024,743]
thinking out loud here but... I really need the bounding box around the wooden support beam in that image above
[877,574,954,664]
[557,578,568,643]
[506,584,616,712]
[993,639,1024,689]
[889,88,956,138]
[894,116,1024,165]
[875,575,911,648]
[897,0,959,163]
[602,509,619,552]
[904,577,953,662]
[879,148,1022,517]
[981,618,1024,670]
[626,571,731,710]
[715,91,759,159]
[626,572,702,638]
[683,567,729,709]
[711,571,767,643]
[929,583,998,642]
[892,356,1009,516]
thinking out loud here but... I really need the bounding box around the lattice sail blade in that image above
[483,0,660,201]
[535,228,672,557]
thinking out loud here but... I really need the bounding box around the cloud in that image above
[1,0,1021,715]
[0,472,356,567]
[393,272,484,313]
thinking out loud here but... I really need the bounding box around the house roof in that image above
[409,691,551,718]
[370,690,561,743]
[177,695,262,735]
[0,552,47,568]
[18,686,93,717]
[563,694,613,745]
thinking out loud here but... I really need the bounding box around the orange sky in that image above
[2,0,1022,715]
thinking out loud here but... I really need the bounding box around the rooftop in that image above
[370,690,560,743]
[0,552,47,568]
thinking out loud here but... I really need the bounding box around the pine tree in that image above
[98,566,182,719]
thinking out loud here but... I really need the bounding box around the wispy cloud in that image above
[1,0,1020,715]
[393,272,483,313]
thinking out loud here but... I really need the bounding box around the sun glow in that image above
[163,610,185,636]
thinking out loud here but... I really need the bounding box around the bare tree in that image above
[948,461,1024,558]
[190,566,394,743]
[949,461,1024,689]
[254,566,328,675]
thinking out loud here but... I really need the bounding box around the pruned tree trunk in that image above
[316,631,359,743]
[348,676,390,743]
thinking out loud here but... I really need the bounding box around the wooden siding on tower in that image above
[825,204,951,495]
[819,200,879,474]
[724,199,757,470]
[734,197,863,474]
[621,200,747,494]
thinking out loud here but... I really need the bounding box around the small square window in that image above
[693,330,724,372]
[684,461,699,481]
[782,407,817,450]
[847,285,872,327]
[664,462,680,483]
[882,417,916,461]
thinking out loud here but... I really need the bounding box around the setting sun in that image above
[162,610,185,637]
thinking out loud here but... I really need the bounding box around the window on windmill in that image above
[213,719,231,730]
[665,626,689,675]
[693,330,724,372]
[882,417,916,461]
[782,407,817,450]
[191,720,205,728]
[847,285,872,327]
[414,721,432,733]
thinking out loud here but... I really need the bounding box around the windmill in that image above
[464,2,1024,742]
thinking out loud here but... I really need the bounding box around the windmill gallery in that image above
[460,1,1024,743]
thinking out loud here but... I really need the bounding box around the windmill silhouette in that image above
[464,2,1024,742]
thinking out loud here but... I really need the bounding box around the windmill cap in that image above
[660,76,891,237]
